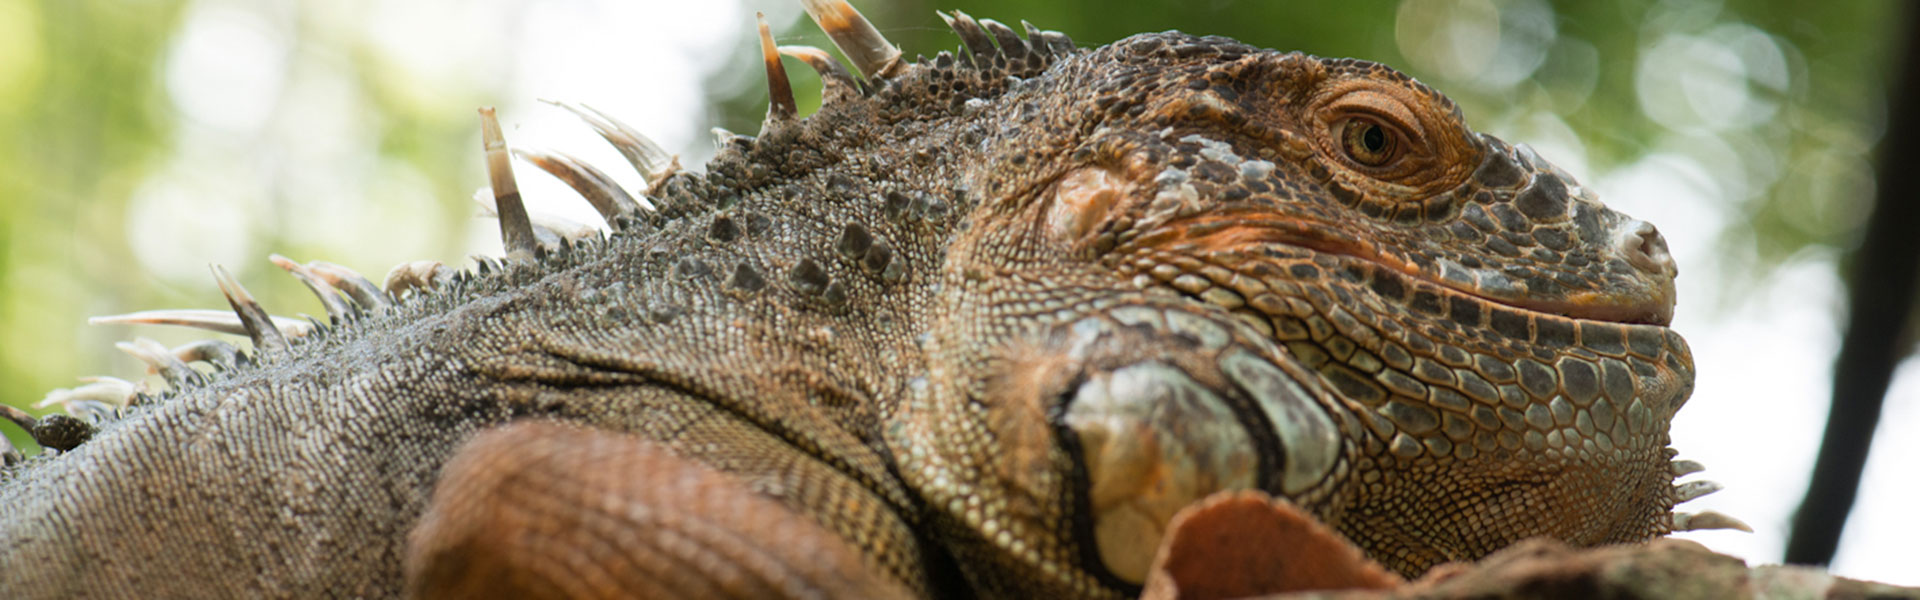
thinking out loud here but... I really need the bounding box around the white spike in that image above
[513,147,651,217]
[170,339,242,371]
[479,107,540,261]
[778,45,861,104]
[1674,480,1725,503]
[114,338,200,388]
[269,254,352,321]
[542,100,679,188]
[757,12,797,124]
[211,263,292,354]
[1671,459,1706,477]
[301,261,393,310]
[115,337,172,369]
[798,0,901,79]
[36,376,143,411]
[90,309,314,339]
[384,260,455,299]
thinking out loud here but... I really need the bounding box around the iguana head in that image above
[876,18,1712,597]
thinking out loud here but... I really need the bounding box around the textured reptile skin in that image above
[0,5,1696,599]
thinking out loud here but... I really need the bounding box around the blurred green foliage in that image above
[0,0,502,452]
[2,0,186,454]
[0,0,1899,457]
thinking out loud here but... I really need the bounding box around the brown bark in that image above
[1787,0,1920,567]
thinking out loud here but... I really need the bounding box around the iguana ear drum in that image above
[1060,351,1345,585]
[1216,348,1343,497]
[1061,361,1259,584]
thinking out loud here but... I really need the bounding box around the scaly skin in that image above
[0,7,1695,599]
[888,33,1693,596]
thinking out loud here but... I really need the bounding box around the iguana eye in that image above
[1338,117,1400,166]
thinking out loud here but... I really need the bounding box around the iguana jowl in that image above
[0,2,1745,598]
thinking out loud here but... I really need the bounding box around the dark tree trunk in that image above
[1785,2,1920,566]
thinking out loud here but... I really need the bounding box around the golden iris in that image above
[1340,118,1397,166]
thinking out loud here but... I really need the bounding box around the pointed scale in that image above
[303,260,394,310]
[778,45,862,105]
[938,11,997,64]
[758,12,797,123]
[479,107,541,262]
[1674,480,1725,504]
[978,19,1027,63]
[543,100,680,190]
[170,339,242,372]
[1671,459,1706,477]
[513,147,648,220]
[799,0,901,79]
[36,376,140,412]
[115,338,200,389]
[384,260,456,300]
[208,264,291,354]
[1020,21,1053,59]
[269,254,351,322]
[90,309,314,340]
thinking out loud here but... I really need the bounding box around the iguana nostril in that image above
[1617,220,1675,276]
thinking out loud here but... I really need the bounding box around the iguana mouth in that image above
[1291,228,1677,328]
[1062,154,1678,328]
[1163,213,1679,329]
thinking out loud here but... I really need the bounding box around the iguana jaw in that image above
[1066,133,1699,576]
[1185,216,1680,327]
[1053,140,1681,328]
[1104,237,1698,575]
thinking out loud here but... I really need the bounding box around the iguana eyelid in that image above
[1322,88,1427,140]
[1317,90,1434,177]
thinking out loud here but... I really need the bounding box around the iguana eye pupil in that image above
[1341,119,1398,166]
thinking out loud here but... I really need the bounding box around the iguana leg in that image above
[404,421,914,600]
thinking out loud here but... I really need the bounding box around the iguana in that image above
[0,2,1745,598]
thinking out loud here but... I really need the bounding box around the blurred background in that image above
[1,0,1912,585]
